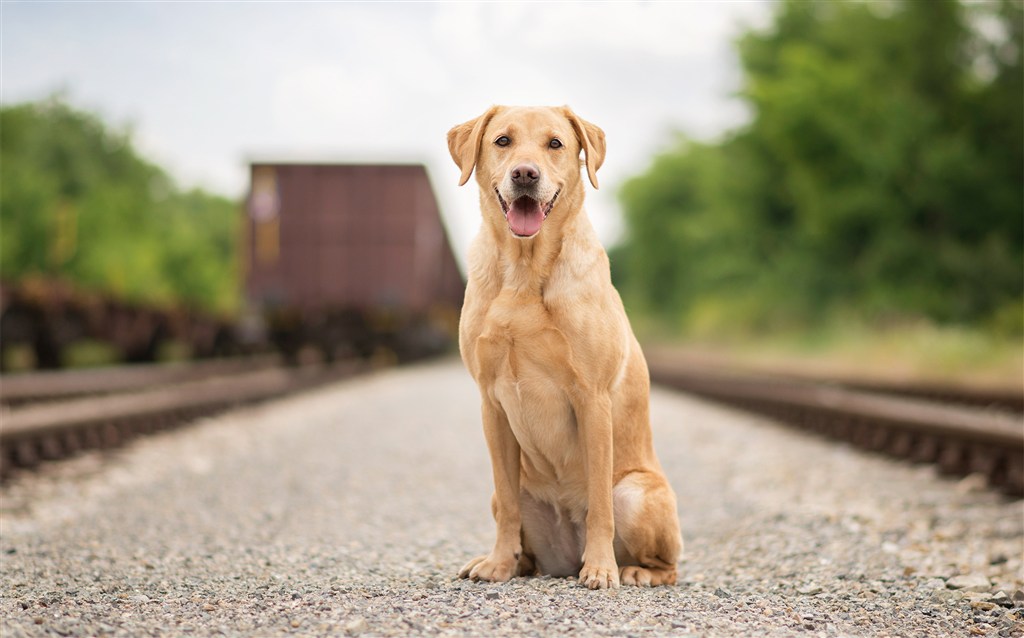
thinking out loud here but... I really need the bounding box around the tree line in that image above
[1,97,238,314]
[612,0,1022,338]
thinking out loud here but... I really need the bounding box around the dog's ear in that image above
[447,106,499,186]
[562,107,606,189]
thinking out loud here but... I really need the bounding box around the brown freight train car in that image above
[243,162,465,362]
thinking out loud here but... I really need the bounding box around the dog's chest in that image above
[472,289,569,382]
[471,290,582,472]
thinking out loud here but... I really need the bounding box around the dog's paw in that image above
[458,554,517,583]
[619,565,677,587]
[619,565,652,587]
[578,561,620,590]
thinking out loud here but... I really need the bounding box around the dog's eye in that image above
[495,136,511,147]
[549,138,563,149]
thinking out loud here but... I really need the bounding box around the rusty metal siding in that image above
[244,163,464,314]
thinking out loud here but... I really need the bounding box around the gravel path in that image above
[1,359,1021,637]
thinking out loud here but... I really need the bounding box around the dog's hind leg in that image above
[612,471,683,586]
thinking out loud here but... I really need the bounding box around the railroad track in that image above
[648,359,1024,497]
[0,358,369,480]
[0,355,283,407]
[4,353,1021,497]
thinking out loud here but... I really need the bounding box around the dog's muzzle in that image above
[495,187,560,238]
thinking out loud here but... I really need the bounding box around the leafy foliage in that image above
[1,98,239,314]
[614,0,1022,337]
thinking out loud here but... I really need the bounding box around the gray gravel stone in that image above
[948,574,994,592]
[344,616,368,634]
[1,360,1022,637]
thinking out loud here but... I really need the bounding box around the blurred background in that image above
[1,0,1020,385]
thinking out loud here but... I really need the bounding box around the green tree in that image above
[0,98,239,314]
[616,0,1022,336]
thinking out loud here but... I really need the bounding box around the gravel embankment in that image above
[1,359,1021,637]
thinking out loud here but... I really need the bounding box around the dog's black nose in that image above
[511,163,540,185]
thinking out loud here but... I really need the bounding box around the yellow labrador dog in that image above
[448,105,682,589]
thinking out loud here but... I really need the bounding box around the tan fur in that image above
[448,105,683,589]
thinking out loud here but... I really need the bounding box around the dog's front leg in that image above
[459,397,522,582]
[576,394,619,589]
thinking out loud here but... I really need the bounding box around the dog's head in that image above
[448,106,605,239]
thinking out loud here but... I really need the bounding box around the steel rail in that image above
[0,355,281,406]
[649,363,1023,496]
[0,360,367,479]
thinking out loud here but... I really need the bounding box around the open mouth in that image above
[495,189,560,238]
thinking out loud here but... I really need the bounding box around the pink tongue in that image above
[507,196,544,236]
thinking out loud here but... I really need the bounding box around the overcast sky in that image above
[2,1,773,261]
